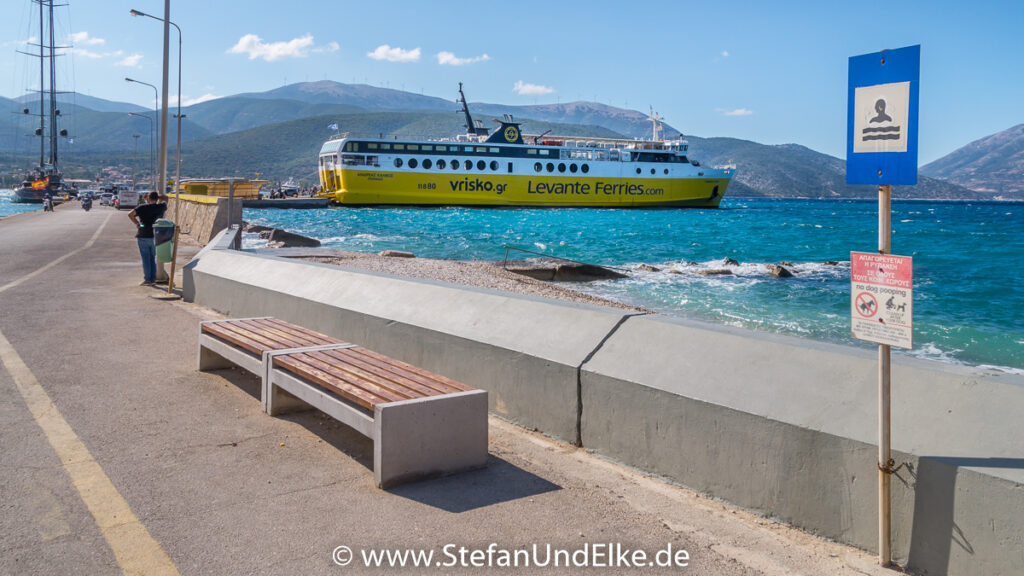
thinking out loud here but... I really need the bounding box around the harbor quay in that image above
[1,204,1021,575]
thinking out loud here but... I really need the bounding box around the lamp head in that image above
[129,9,145,17]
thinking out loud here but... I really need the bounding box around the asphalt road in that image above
[0,203,889,575]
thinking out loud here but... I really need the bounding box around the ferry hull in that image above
[321,170,729,207]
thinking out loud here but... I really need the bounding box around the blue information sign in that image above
[846,45,920,185]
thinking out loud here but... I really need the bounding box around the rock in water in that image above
[265,229,321,248]
[698,269,733,276]
[766,263,794,278]
[637,264,661,272]
[723,258,740,266]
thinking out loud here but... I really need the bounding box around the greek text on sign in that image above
[853,82,910,154]
[851,252,913,348]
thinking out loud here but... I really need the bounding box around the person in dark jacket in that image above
[128,191,167,286]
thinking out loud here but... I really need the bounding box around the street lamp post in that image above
[130,7,181,202]
[132,133,140,189]
[125,77,158,187]
[127,112,154,190]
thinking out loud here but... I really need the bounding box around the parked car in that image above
[100,193,113,206]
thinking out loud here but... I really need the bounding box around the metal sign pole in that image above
[877,183,892,566]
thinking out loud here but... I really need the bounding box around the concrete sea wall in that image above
[168,194,242,246]
[185,229,1024,576]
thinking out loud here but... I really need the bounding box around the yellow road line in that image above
[0,211,112,295]
[0,213,180,575]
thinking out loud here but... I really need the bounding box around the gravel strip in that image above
[290,252,649,313]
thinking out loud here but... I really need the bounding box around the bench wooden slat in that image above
[261,318,344,344]
[278,352,414,404]
[273,354,401,410]
[249,318,342,347]
[317,348,465,398]
[202,323,277,356]
[235,318,339,349]
[341,347,475,393]
[213,322,304,354]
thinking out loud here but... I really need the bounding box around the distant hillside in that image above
[686,137,985,200]
[15,92,148,114]
[237,81,454,110]
[234,81,678,139]
[920,124,1024,198]
[183,96,365,134]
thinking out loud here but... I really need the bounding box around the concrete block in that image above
[374,390,488,489]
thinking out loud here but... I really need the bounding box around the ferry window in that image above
[664,169,669,175]
[534,162,542,172]
[367,155,379,167]
[434,145,445,152]
[651,168,656,175]
[409,158,418,169]
[464,159,473,170]
[489,148,499,153]
[490,160,498,171]
[451,160,458,170]
[344,142,352,151]
[407,144,419,151]
[558,163,566,173]
[477,160,486,170]
[581,164,589,173]
[569,164,578,173]
[539,150,550,156]
[437,159,446,169]
[367,143,378,150]
[508,162,513,173]
[381,143,391,150]
[527,149,537,155]
[464,146,474,152]
[421,145,432,151]
[636,168,642,175]
[546,162,554,172]
[394,158,403,168]
[394,144,405,151]
[477,147,488,153]
[422,159,432,169]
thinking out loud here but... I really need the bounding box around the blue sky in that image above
[2,0,1021,164]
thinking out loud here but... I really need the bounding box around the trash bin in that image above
[154,219,175,262]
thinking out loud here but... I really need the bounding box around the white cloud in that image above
[181,93,220,106]
[71,48,104,59]
[228,33,315,61]
[721,50,729,58]
[437,51,490,66]
[312,41,340,54]
[116,54,143,68]
[366,44,420,63]
[716,107,753,116]
[69,31,105,46]
[513,80,554,96]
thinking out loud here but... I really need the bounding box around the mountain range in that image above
[2,81,1020,200]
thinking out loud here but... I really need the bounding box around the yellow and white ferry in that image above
[317,84,732,207]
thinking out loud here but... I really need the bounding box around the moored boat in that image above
[13,0,72,203]
[317,84,733,207]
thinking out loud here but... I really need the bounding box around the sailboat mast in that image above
[37,0,45,167]
[47,0,59,169]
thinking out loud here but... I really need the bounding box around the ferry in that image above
[317,84,732,207]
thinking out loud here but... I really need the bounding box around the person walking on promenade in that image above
[128,191,168,286]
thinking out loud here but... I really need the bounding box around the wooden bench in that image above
[198,317,488,488]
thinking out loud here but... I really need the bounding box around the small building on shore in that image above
[179,178,268,200]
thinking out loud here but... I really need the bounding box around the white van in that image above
[118,189,144,210]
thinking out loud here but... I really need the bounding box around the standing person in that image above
[128,191,167,286]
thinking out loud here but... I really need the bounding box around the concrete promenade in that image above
[0,207,897,574]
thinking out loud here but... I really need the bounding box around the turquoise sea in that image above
[243,198,1024,373]
[0,189,42,219]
